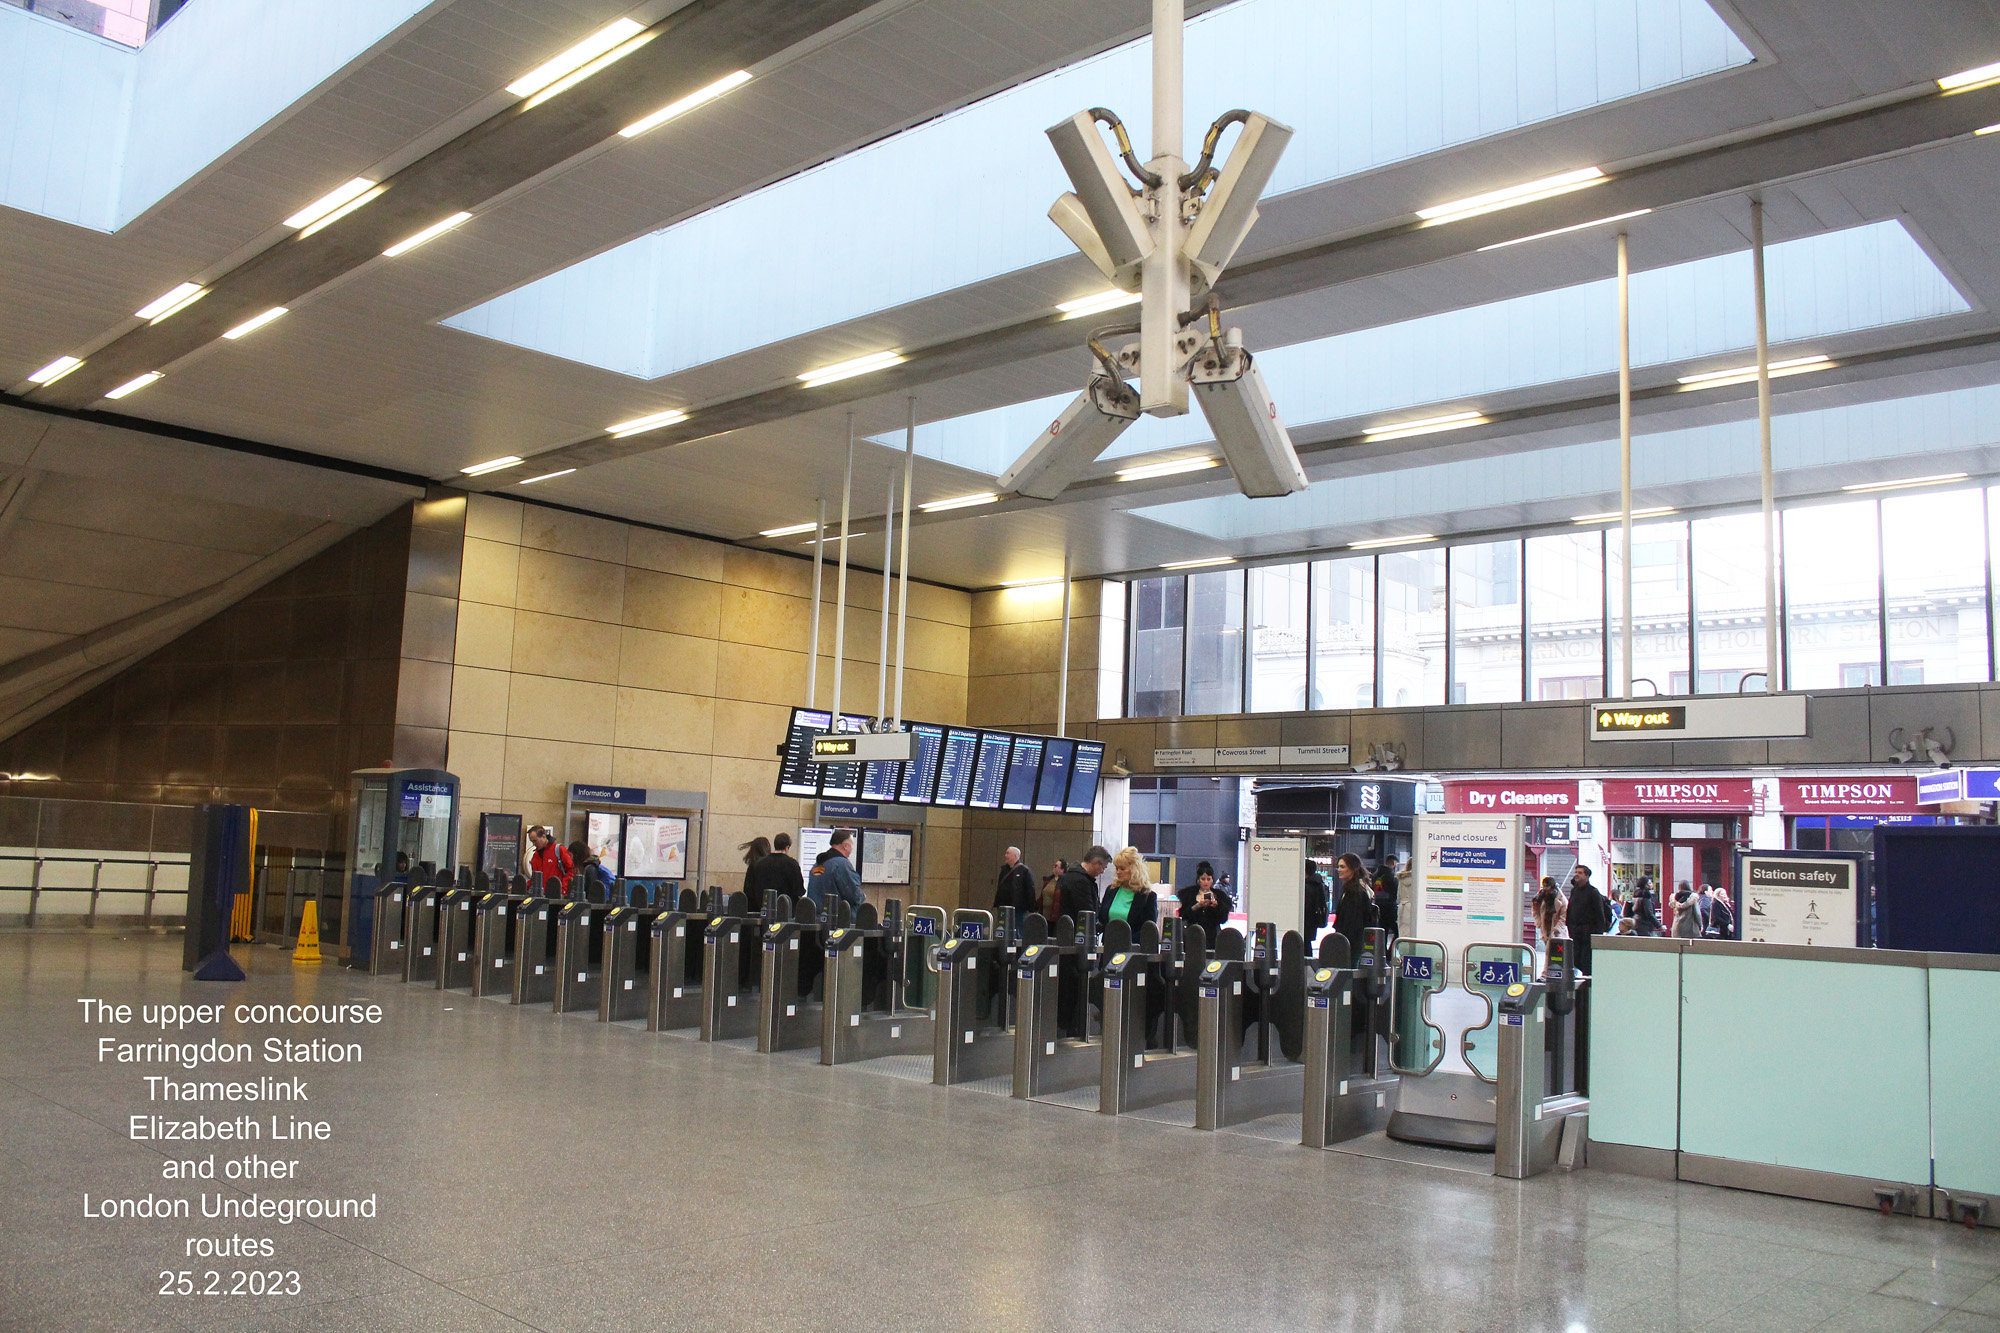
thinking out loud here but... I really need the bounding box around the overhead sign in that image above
[1282,744,1351,766]
[1444,780,1579,814]
[1153,747,1215,768]
[1216,745,1278,765]
[1917,771,1965,804]
[571,785,649,805]
[1587,693,1808,741]
[1780,777,1921,814]
[1600,778,1756,812]
[810,731,918,763]
[1739,853,1860,947]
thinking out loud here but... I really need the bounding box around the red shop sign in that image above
[1443,780,1580,814]
[1601,778,1756,812]
[1779,777,1921,814]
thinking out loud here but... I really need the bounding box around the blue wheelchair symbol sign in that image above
[955,922,986,940]
[1399,955,1434,981]
[908,917,939,937]
[1475,960,1520,987]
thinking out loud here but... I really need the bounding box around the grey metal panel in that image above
[1092,720,1156,772]
[1685,938,1929,969]
[1869,688,1983,764]
[1581,737,1663,769]
[1214,717,1280,749]
[399,591,460,666]
[1589,1140,1677,1181]
[1500,703,1584,770]
[1669,739,1772,767]
[1154,719,1218,752]
[1769,691,1871,766]
[1279,713,1353,749]
[1352,710,1424,771]
[1421,707,1501,771]
[1980,687,2000,762]
[1922,950,2000,973]
[1677,1152,1932,1217]
[1595,936,1687,957]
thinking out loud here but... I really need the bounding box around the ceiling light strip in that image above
[285,178,379,230]
[1058,288,1142,319]
[383,212,473,258]
[606,407,688,439]
[518,469,576,485]
[1573,506,1676,524]
[1161,556,1235,569]
[620,70,753,137]
[760,522,817,538]
[1416,167,1606,226]
[461,455,522,477]
[221,307,288,340]
[799,351,905,389]
[1349,534,1434,550]
[1841,472,1969,494]
[26,355,84,385]
[1478,209,1653,252]
[509,18,646,99]
[1938,60,2000,94]
[919,492,998,512]
[1361,410,1487,443]
[1117,456,1221,481]
[135,283,206,324]
[104,372,161,400]
[1676,354,1832,390]
[296,185,385,239]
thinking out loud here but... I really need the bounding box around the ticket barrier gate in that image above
[599,901,671,1022]
[758,896,829,1053]
[552,899,621,1014]
[1385,938,1537,1150]
[1300,932,1399,1148]
[512,895,565,1005]
[402,875,454,985]
[1099,921,1200,1115]
[472,880,534,999]
[369,879,410,976]
[1011,912,1105,1099]
[823,902,940,1065]
[701,892,760,1042]
[1494,941,1590,1179]
[1194,925,1308,1130]
[648,889,713,1033]
[933,909,1012,1085]
[438,882,485,990]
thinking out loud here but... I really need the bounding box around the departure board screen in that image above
[1001,735,1044,811]
[1034,738,1076,812]
[775,707,833,797]
[932,728,980,807]
[860,759,903,803]
[817,715,870,800]
[897,723,947,805]
[968,732,1012,809]
[1065,741,1105,815]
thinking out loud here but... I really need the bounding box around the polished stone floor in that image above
[3,931,1997,1332]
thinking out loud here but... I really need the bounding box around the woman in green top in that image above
[1101,847,1159,936]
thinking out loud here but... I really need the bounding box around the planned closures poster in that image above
[1414,815,1523,972]
[1741,854,1858,946]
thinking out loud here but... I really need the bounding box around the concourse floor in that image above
[4,932,1998,1332]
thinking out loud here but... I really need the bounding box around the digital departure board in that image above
[968,732,1012,809]
[1064,741,1105,815]
[860,759,903,803]
[932,728,980,807]
[776,707,834,797]
[897,723,947,805]
[1001,735,1044,811]
[1034,737,1076,813]
[817,715,870,800]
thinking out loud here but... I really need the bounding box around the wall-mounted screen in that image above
[932,728,980,807]
[968,732,1012,809]
[623,815,688,879]
[1001,735,1044,811]
[817,714,870,800]
[775,707,833,797]
[1065,741,1106,815]
[1034,737,1076,813]
[585,810,623,876]
[860,760,903,803]
[897,723,947,805]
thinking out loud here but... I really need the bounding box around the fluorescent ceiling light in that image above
[620,69,753,137]
[460,455,523,477]
[1938,60,2000,93]
[920,492,998,512]
[285,177,378,230]
[1349,533,1434,550]
[1001,577,1062,589]
[803,531,869,545]
[135,282,205,323]
[295,184,385,238]
[1676,354,1831,390]
[26,355,83,385]
[104,372,161,400]
[760,522,817,538]
[1841,472,1969,494]
[1057,288,1142,319]
[518,468,576,485]
[382,211,472,258]
[221,307,288,340]
[606,407,688,438]
[1361,409,1487,443]
[509,18,648,103]
[1161,556,1235,569]
[1117,456,1221,482]
[799,350,905,389]
[1416,167,1606,225]
[1478,209,1652,252]
[1573,506,1676,524]
[1979,123,2000,136]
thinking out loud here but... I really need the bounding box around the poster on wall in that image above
[861,829,913,885]
[800,827,835,871]
[1414,814,1523,976]
[623,814,688,880]
[1738,852,1860,947]
[585,811,623,876]
[477,812,523,883]
[1244,836,1305,944]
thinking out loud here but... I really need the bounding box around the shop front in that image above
[1254,777,1419,885]
[1598,778,1755,899]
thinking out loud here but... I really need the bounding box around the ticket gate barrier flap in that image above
[472,893,524,999]
[821,909,935,1065]
[512,898,563,1006]
[369,882,409,976]
[403,885,446,985]
[758,900,826,1053]
[1462,944,1535,1083]
[1385,938,1502,1150]
[1493,966,1590,1179]
[932,921,1012,1086]
[438,889,482,990]
[1098,941,1197,1115]
[1194,928,1308,1131]
[552,901,616,1014]
[599,904,668,1022]
[1300,945,1399,1149]
[1012,922,1107,1100]
[700,892,758,1042]
[648,897,711,1033]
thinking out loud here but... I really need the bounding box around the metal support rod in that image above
[893,398,916,727]
[1617,230,1634,699]
[1139,0,1189,416]
[27,858,40,929]
[807,497,825,708]
[1152,0,1181,162]
[88,859,102,928]
[832,416,855,726]
[878,473,893,723]
[1058,549,1074,738]
[144,861,157,930]
[1752,198,1779,692]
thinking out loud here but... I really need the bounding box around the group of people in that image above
[1528,864,1736,951]
[740,829,869,914]
[991,844,1161,934]
[1303,853,1405,959]
[524,824,616,899]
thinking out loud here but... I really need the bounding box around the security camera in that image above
[1183,113,1292,293]
[1189,332,1306,498]
[999,374,1142,500]
[1047,112,1153,286]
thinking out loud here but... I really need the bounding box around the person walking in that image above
[1532,876,1567,949]
[1669,882,1701,938]
[568,839,614,901]
[1304,862,1332,942]
[1100,847,1159,935]
[1564,864,1613,969]
[1630,876,1662,937]
[1053,846,1107,924]
[1332,853,1376,962]
[525,825,572,896]
[768,832,806,900]
[1373,856,1401,944]
[1706,886,1736,939]
[813,829,865,915]
[994,846,1038,921]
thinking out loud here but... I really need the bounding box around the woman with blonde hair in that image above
[1101,846,1159,936]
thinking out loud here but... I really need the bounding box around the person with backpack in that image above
[526,825,572,895]
[1563,864,1613,971]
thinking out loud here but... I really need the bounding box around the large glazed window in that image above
[1609,520,1691,696]
[1128,576,1185,718]
[1310,557,1376,710]
[1184,571,1246,716]
[1785,500,1881,688]
[1379,549,1446,708]
[1692,513,1774,693]
[1881,490,1989,685]
[1248,564,1309,712]
[1527,532,1604,700]
[1450,540,1524,704]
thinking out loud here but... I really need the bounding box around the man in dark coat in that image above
[1304,865,1331,939]
[1053,846,1109,1037]
[994,846,1037,922]
[1563,863,1614,1096]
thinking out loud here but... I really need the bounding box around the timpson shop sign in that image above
[1600,778,1756,812]
[1778,777,1920,814]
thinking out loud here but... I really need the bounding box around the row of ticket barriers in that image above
[364,869,1589,1179]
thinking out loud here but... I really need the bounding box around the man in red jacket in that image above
[526,825,572,895]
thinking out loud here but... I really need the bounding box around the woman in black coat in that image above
[1332,853,1376,961]
[1176,860,1233,940]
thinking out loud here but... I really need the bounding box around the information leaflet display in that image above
[860,760,903,803]
[777,707,833,797]
[817,715,870,800]
[968,732,1012,809]
[1001,736,1045,811]
[800,827,834,869]
[897,723,947,805]
[623,815,688,880]
[1244,835,1306,942]
[1034,738,1076,813]
[933,728,979,807]
[1738,852,1861,946]
[1413,814,1523,976]
[1063,741,1104,815]
[584,811,622,876]
[861,828,914,885]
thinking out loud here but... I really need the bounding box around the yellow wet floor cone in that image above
[292,900,324,964]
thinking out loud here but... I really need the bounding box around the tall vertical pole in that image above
[1752,198,1779,692]
[878,473,893,723]
[1618,231,1634,699]
[893,398,916,727]
[807,497,825,707]
[1139,0,1189,416]
[832,415,854,727]
[1058,549,1074,738]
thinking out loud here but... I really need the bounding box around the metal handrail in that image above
[0,853,189,930]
